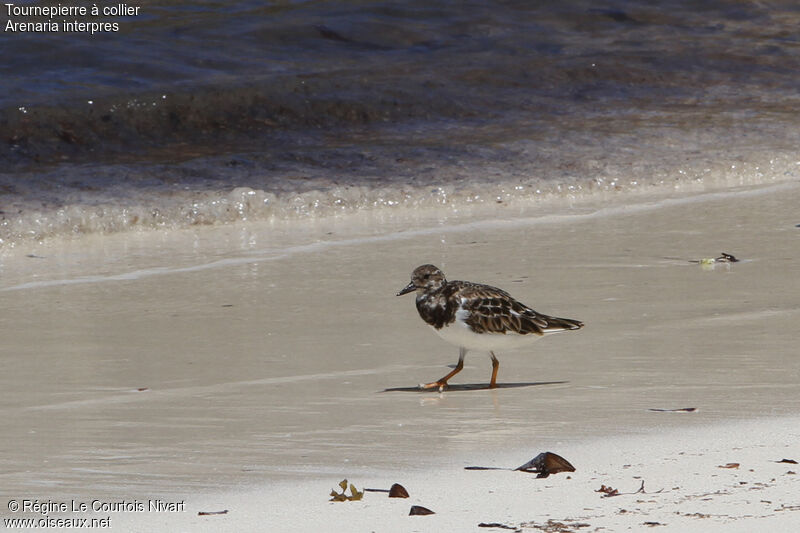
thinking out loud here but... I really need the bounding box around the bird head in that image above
[396,264,446,296]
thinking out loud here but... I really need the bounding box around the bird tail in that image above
[542,315,584,333]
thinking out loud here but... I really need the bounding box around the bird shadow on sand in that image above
[381,381,567,393]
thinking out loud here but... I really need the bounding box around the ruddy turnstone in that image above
[397,264,583,391]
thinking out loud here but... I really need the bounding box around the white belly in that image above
[431,321,542,352]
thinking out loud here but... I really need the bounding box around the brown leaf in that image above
[409,505,435,516]
[515,452,575,478]
[777,458,798,464]
[718,463,740,469]
[389,483,409,498]
[596,485,620,497]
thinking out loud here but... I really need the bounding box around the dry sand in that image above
[1,181,799,531]
[114,415,800,532]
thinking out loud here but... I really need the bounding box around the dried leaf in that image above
[389,483,409,498]
[330,479,364,501]
[409,505,435,516]
[348,483,364,501]
[515,452,575,478]
[596,485,620,497]
[777,458,798,464]
[719,463,740,469]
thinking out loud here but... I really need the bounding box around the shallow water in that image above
[2,1,800,245]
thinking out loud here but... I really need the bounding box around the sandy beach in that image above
[1,181,799,531]
[5,2,800,531]
[114,415,800,532]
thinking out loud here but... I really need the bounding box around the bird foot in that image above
[419,381,448,392]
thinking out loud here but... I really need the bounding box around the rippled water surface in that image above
[2,1,800,245]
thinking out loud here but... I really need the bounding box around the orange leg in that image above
[489,351,500,389]
[421,348,466,391]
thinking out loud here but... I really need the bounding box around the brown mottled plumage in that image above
[397,264,583,391]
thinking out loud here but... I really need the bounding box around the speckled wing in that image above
[454,282,584,335]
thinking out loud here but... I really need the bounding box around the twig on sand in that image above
[478,522,519,531]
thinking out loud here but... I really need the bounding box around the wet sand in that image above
[1,181,799,530]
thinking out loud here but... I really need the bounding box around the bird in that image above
[397,264,583,391]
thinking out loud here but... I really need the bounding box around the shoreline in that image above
[2,160,797,251]
[2,180,797,290]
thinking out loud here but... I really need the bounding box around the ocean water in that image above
[2,0,800,246]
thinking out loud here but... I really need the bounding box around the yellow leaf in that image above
[348,483,364,501]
